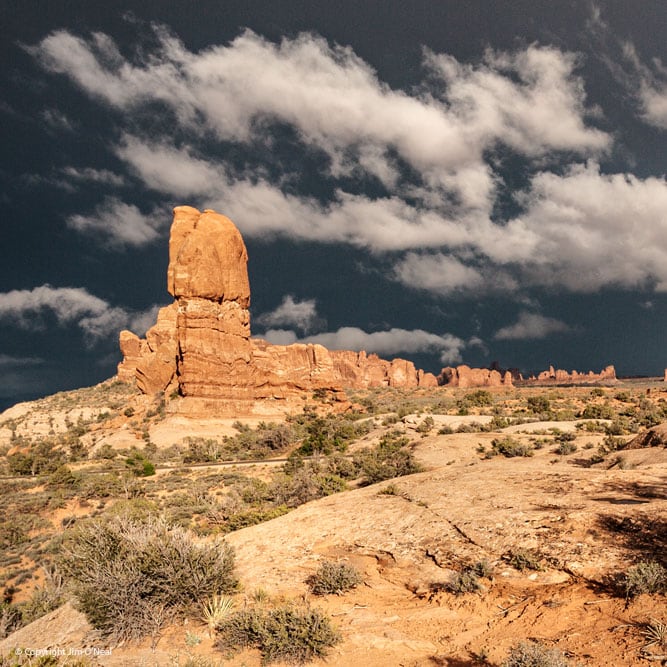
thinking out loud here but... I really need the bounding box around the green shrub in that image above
[125,451,155,476]
[527,396,551,414]
[225,506,290,532]
[554,441,577,455]
[416,416,435,434]
[488,437,534,458]
[306,561,363,595]
[624,561,667,598]
[216,604,340,664]
[503,641,571,667]
[580,404,614,420]
[59,515,238,643]
[461,390,493,407]
[354,432,422,484]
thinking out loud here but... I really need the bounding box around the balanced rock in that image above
[117,207,438,408]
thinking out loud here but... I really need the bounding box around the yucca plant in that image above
[640,618,667,652]
[202,594,235,636]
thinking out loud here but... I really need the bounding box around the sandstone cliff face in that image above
[439,365,513,388]
[117,207,437,405]
[524,365,617,385]
[437,363,616,388]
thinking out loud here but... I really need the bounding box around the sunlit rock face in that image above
[117,206,437,407]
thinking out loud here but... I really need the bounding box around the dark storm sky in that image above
[1,1,667,407]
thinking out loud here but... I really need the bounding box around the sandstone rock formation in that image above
[117,207,437,407]
[522,365,617,385]
[438,365,513,388]
[437,363,617,389]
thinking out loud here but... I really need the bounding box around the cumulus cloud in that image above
[255,295,321,334]
[263,326,467,364]
[394,162,667,295]
[493,312,572,340]
[32,28,608,222]
[31,26,667,296]
[66,197,166,247]
[0,284,159,344]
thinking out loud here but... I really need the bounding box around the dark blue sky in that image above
[1,1,667,407]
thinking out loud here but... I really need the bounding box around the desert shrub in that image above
[46,465,81,490]
[554,441,577,455]
[506,549,542,572]
[526,396,551,415]
[5,430,89,474]
[471,559,493,578]
[216,604,340,664]
[296,414,369,455]
[354,432,422,485]
[183,437,225,463]
[460,390,493,408]
[270,460,348,508]
[447,570,482,595]
[306,561,363,595]
[0,565,64,639]
[503,641,571,667]
[580,403,614,420]
[0,520,28,549]
[624,561,667,598]
[416,416,435,434]
[488,437,534,458]
[124,450,155,476]
[59,515,238,643]
[225,505,290,532]
[0,603,22,640]
[447,560,492,595]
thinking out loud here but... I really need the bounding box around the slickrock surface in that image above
[117,207,437,411]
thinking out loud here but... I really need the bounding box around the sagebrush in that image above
[59,515,238,643]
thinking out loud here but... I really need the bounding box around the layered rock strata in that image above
[437,363,617,388]
[117,206,437,404]
[438,365,514,388]
[522,365,617,385]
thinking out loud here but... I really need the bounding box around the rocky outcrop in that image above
[438,363,617,389]
[625,422,667,449]
[522,365,617,385]
[439,365,513,388]
[117,207,437,406]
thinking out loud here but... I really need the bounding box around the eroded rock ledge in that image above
[117,207,438,409]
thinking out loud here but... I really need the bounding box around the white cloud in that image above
[393,162,667,295]
[494,312,572,341]
[255,295,320,333]
[614,41,667,130]
[67,197,166,247]
[32,27,667,297]
[263,326,467,364]
[32,28,608,218]
[0,284,160,343]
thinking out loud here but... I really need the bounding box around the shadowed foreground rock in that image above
[118,207,437,409]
